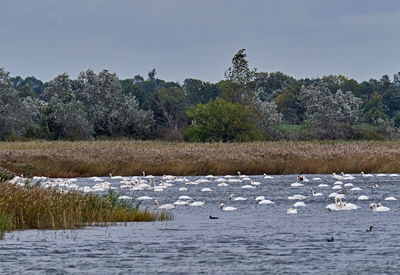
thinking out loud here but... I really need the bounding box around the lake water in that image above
[1,174,400,274]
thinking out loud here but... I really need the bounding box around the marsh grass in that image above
[0,181,172,239]
[1,140,400,176]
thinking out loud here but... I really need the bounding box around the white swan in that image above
[190,201,204,207]
[229,194,247,201]
[332,185,342,190]
[136,196,153,200]
[310,188,322,197]
[118,195,132,200]
[155,200,175,210]
[255,196,265,201]
[361,171,373,177]
[357,195,369,200]
[259,199,274,205]
[318,183,329,187]
[350,187,362,191]
[370,203,390,212]
[384,196,397,201]
[291,182,304,187]
[263,173,273,179]
[326,197,358,211]
[179,195,192,200]
[328,192,345,199]
[174,200,191,206]
[217,182,229,187]
[241,185,256,189]
[287,208,297,214]
[288,194,306,200]
[250,180,262,186]
[179,187,188,191]
[201,188,212,192]
[294,201,306,207]
[220,203,237,211]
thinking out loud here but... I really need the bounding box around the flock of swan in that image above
[8,171,399,215]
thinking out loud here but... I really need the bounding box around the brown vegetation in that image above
[1,140,400,177]
[0,180,172,239]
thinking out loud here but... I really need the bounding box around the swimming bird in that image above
[190,201,205,207]
[298,175,309,182]
[366,226,374,232]
[258,199,274,205]
[220,203,237,211]
[327,237,334,242]
[310,187,322,196]
[179,195,192,200]
[263,173,273,179]
[209,215,219,219]
[255,196,265,201]
[229,194,247,201]
[155,200,175,210]
[372,183,379,189]
[291,182,304,187]
[370,203,390,212]
[136,196,153,200]
[384,196,397,201]
[288,194,306,200]
[201,188,212,192]
[287,208,297,214]
[326,197,358,211]
[357,195,369,200]
[294,201,306,207]
[318,183,329,188]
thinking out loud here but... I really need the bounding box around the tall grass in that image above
[1,140,400,176]
[0,180,172,239]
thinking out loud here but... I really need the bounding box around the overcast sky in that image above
[1,0,399,83]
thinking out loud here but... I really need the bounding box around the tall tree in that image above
[300,84,362,139]
[0,68,29,139]
[41,73,93,140]
[223,49,256,105]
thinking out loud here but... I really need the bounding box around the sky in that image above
[1,0,400,83]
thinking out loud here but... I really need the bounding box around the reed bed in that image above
[1,140,400,176]
[0,181,172,239]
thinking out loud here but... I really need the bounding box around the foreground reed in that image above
[0,181,172,239]
[1,140,400,176]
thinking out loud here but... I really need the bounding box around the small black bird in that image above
[366,226,374,232]
[209,215,219,219]
[327,237,334,242]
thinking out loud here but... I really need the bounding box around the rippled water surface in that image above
[1,174,400,274]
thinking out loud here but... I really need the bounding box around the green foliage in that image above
[182,78,220,105]
[186,98,262,142]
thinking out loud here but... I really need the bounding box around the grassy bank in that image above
[1,140,400,176]
[0,180,172,239]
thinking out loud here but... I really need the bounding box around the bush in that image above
[185,98,262,142]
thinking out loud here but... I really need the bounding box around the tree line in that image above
[1,49,400,142]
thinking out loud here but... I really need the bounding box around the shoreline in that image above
[1,140,400,177]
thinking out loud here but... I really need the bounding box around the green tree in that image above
[186,98,262,142]
[222,49,256,105]
[182,78,220,105]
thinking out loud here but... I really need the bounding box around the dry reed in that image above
[0,180,172,239]
[1,140,400,176]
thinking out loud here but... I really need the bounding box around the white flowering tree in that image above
[252,94,282,139]
[41,73,93,139]
[77,69,154,137]
[300,84,362,139]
